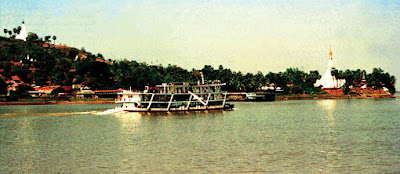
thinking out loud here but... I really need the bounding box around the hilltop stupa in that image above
[15,21,28,41]
[314,44,346,89]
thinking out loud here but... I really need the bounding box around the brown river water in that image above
[1,98,400,173]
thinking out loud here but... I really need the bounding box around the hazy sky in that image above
[1,0,399,87]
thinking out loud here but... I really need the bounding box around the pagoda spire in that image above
[328,44,333,68]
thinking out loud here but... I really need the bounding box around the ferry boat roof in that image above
[154,81,226,87]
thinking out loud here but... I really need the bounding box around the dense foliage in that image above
[330,67,396,94]
[0,77,7,94]
[0,34,396,95]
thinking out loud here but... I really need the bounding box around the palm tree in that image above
[8,31,12,37]
[52,36,57,45]
[3,29,7,37]
[17,26,21,34]
[44,36,51,44]
[331,68,339,88]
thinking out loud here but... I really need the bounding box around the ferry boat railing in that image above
[167,94,174,111]
[186,95,193,110]
[146,94,155,111]
[205,93,211,106]
[222,93,227,107]
[188,91,207,106]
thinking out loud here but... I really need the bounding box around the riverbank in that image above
[0,98,115,105]
[0,93,397,106]
[276,93,396,101]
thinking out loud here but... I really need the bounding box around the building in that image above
[29,86,60,97]
[314,44,346,89]
[15,21,28,41]
[94,89,120,98]
[76,87,96,98]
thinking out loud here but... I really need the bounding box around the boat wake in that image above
[92,108,126,115]
[0,111,93,118]
[0,108,127,119]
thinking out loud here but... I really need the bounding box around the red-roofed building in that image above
[5,75,25,91]
[29,86,60,97]
[9,61,23,66]
[42,42,79,51]
[78,53,87,59]
[11,76,22,82]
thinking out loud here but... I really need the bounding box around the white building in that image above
[314,45,346,89]
[15,21,28,41]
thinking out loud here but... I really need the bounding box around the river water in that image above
[1,98,400,173]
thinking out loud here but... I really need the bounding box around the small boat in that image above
[116,81,234,112]
[245,92,276,101]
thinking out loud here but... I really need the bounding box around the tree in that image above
[331,68,339,88]
[97,53,103,59]
[254,71,266,88]
[149,67,162,86]
[26,32,40,43]
[44,36,51,44]
[368,68,396,93]
[0,77,7,94]
[305,70,320,91]
[51,87,66,96]
[74,58,113,89]
[3,29,7,37]
[16,85,34,98]
[201,65,216,81]
[52,36,57,45]
[14,65,31,83]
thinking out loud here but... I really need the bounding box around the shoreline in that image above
[0,99,116,106]
[0,94,397,106]
[275,93,396,101]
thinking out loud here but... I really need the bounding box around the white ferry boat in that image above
[116,81,234,112]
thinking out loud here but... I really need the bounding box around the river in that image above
[1,98,400,173]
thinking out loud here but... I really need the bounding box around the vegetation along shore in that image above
[0,31,396,103]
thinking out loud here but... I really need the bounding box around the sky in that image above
[1,0,399,87]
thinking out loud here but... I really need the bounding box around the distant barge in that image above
[227,92,276,101]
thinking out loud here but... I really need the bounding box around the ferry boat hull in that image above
[120,104,234,112]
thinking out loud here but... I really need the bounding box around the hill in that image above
[0,34,396,99]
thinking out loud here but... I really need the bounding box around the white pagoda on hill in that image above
[15,21,28,41]
[314,44,346,89]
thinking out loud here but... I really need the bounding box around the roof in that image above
[9,61,22,66]
[34,86,60,93]
[11,76,22,81]
[61,86,72,91]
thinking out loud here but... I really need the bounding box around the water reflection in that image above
[316,99,337,123]
[114,112,142,130]
[315,100,341,172]
[317,99,337,112]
